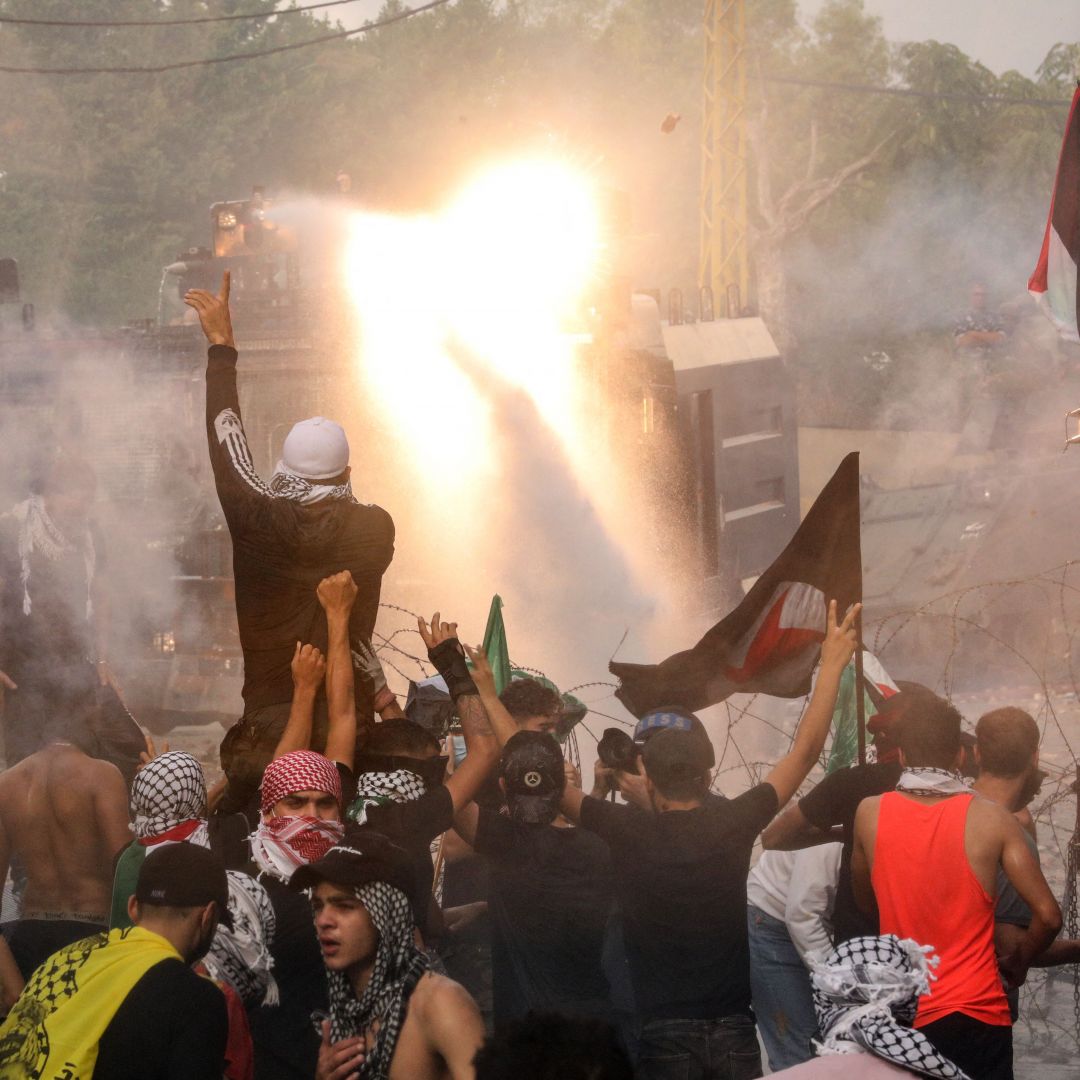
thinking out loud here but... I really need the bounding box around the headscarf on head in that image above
[323,881,430,1078]
[259,751,342,815]
[346,770,426,825]
[268,464,357,506]
[131,751,208,844]
[252,751,345,881]
[204,871,279,1007]
[810,935,970,1079]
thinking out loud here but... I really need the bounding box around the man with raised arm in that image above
[0,717,132,1005]
[184,273,395,793]
[558,600,859,1080]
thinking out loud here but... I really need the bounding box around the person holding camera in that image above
[560,599,859,1080]
[453,729,614,1030]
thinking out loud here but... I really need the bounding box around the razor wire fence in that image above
[375,563,1080,1060]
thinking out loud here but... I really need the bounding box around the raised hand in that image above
[291,642,327,694]
[317,570,358,616]
[820,599,861,672]
[184,270,234,348]
[417,611,459,651]
[462,643,496,697]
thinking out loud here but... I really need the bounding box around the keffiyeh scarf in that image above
[250,816,345,881]
[269,462,358,506]
[10,496,96,619]
[346,770,426,826]
[323,881,430,1078]
[260,750,342,815]
[896,767,972,798]
[810,935,969,1079]
[131,751,208,839]
[204,872,279,1007]
[0,927,180,1078]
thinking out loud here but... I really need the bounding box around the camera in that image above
[597,728,640,772]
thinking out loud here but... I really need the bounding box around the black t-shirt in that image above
[580,784,778,1022]
[206,346,395,713]
[249,875,326,1080]
[476,809,614,1027]
[798,761,902,943]
[95,958,228,1080]
[339,765,454,936]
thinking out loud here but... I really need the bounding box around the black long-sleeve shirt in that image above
[205,345,395,712]
[95,958,228,1080]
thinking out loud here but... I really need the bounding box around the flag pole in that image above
[854,611,867,766]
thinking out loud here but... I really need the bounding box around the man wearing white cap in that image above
[185,273,395,798]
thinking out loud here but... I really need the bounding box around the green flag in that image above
[478,595,587,737]
[481,595,512,695]
[825,659,878,773]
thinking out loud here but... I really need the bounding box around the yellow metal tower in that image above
[699,0,749,315]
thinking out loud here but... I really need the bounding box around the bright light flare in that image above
[345,158,603,480]
[440,159,601,395]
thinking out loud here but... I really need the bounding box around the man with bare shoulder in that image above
[292,833,485,1080]
[0,718,131,1006]
[851,700,1062,1080]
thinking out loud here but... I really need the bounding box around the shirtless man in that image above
[0,719,131,1005]
[292,836,485,1080]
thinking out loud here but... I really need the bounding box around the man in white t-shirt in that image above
[747,843,842,1069]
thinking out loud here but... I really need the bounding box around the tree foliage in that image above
[0,0,1075,346]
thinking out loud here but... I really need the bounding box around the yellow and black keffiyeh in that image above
[0,926,180,1079]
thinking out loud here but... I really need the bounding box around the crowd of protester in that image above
[0,272,1076,1080]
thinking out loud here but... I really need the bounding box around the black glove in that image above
[428,638,478,700]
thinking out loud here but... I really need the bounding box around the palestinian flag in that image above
[826,650,899,773]
[1029,85,1080,342]
[611,453,862,716]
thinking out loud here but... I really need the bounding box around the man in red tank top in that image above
[850,699,1061,1080]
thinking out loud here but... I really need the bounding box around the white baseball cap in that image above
[281,417,350,480]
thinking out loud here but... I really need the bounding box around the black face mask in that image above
[357,753,449,789]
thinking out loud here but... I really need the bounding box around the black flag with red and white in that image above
[611,453,862,716]
[1029,85,1080,342]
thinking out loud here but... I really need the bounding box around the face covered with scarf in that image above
[810,935,970,1079]
[251,751,345,881]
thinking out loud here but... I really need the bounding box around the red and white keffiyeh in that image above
[250,815,345,882]
[259,750,342,814]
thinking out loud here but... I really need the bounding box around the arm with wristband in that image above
[418,614,499,814]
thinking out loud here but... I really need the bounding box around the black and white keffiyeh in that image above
[269,462,357,506]
[8,496,96,619]
[346,770,426,826]
[810,935,970,1079]
[205,871,279,1007]
[323,881,430,1078]
[895,767,972,798]
[130,751,208,839]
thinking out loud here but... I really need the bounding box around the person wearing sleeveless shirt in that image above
[851,698,1060,1080]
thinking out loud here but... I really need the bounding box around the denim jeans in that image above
[746,904,818,1071]
[637,1014,762,1080]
